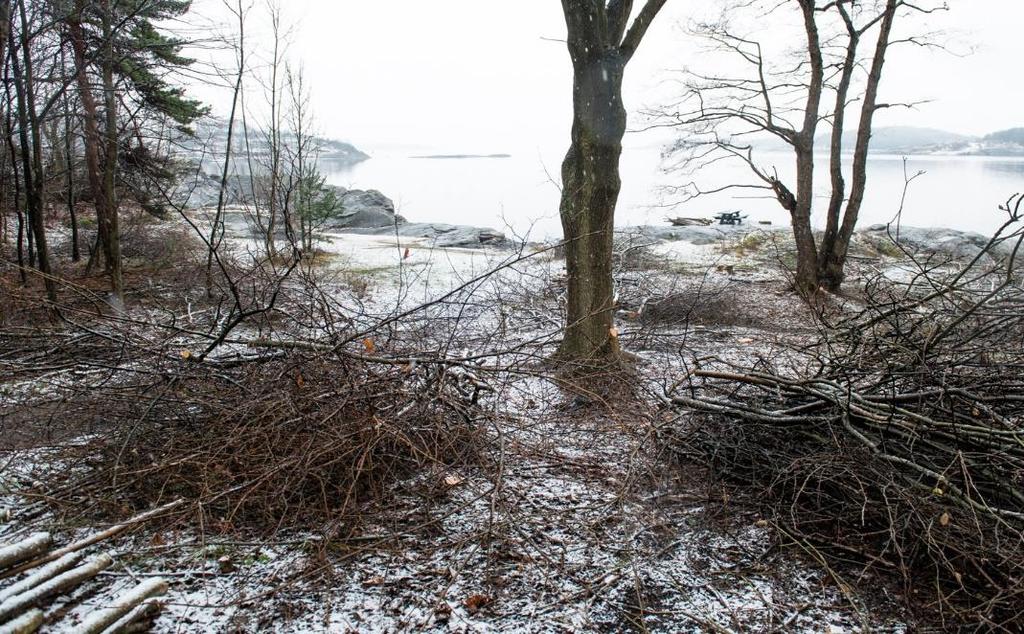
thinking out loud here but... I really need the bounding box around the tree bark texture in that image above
[557,53,627,362]
[67,1,122,302]
[556,0,667,364]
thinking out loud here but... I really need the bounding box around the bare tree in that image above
[557,0,669,364]
[0,0,9,80]
[257,1,286,259]
[234,1,291,261]
[817,0,902,290]
[60,48,79,262]
[286,64,310,253]
[207,0,249,296]
[655,0,943,295]
[283,65,339,254]
[11,0,56,301]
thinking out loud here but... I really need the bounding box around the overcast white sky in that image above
[188,1,1024,152]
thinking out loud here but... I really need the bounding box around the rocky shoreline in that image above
[317,188,507,248]
[189,172,1009,259]
[617,221,1013,262]
[188,174,511,249]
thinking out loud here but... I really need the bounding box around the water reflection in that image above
[977,160,1024,176]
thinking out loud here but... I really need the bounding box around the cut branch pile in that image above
[1,244,496,538]
[666,208,1024,627]
[57,353,489,535]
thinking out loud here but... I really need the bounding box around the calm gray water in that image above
[321,144,1024,241]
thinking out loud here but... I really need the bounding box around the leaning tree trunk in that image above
[67,5,108,272]
[207,0,245,297]
[817,0,897,292]
[556,54,626,363]
[818,21,859,289]
[790,145,819,296]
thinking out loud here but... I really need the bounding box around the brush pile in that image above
[667,206,1024,628]
[55,352,489,534]
[1,226,493,536]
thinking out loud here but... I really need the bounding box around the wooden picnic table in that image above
[713,211,747,226]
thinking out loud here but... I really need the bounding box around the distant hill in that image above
[754,125,1024,157]
[186,117,370,167]
[983,127,1024,145]
[847,126,973,154]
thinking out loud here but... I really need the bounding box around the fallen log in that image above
[0,554,112,623]
[105,599,161,634]
[0,609,43,634]
[0,535,51,572]
[0,552,84,604]
[104,599,161,634]
[0,500,182,581]
[76,578,168,634]
[665,216,712,227]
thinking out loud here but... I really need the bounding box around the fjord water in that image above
[321,143,1024,242]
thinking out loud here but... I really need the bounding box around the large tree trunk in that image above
[100,0,124,305]
[555,0,667,365]
[790,146,819,296]
[818,0,897,291]
[556,54,627,363]
[789,0,825,297]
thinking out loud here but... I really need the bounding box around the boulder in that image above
[327,188,406,229]
[184,177,405,230]
[182,173,245,209]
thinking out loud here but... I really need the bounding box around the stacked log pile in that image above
[0,502,179,633]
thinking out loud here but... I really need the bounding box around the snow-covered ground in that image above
[0,217,916,632]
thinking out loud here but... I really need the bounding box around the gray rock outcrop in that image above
[343,222,506,248]
[326,188,406,228]
[859,224,1012,261]
[617,224,783,245]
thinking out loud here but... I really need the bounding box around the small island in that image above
[410,153,512,160]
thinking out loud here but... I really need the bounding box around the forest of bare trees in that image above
[1,1,1022,631]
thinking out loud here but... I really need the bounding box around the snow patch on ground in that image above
[0,221,913,631]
